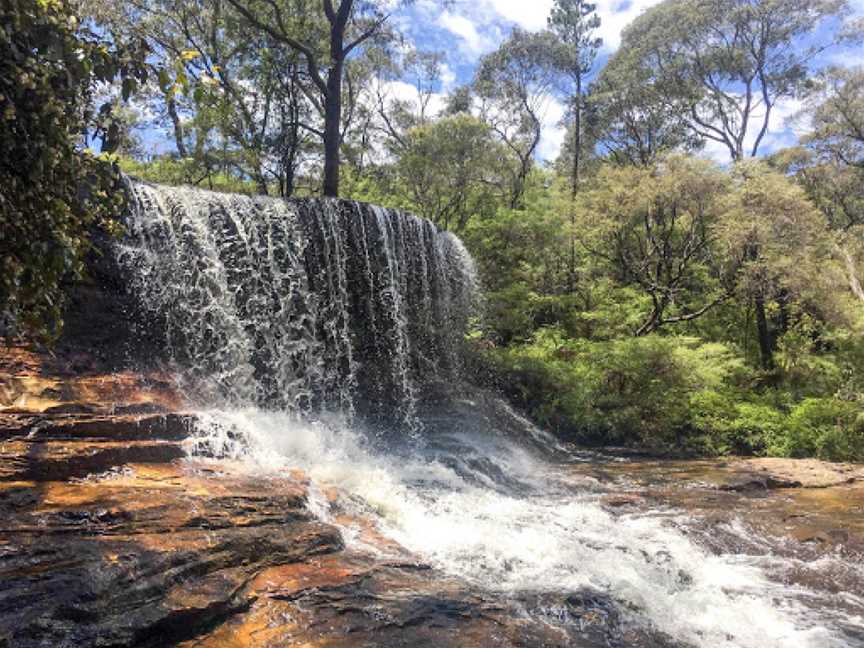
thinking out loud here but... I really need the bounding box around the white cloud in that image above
[436,11,496,57]
[699,96,806,163]
[594,0,663,51]
[484,0,553,31]
[383,80,448,117]
[538,98,567,161]
[440,63,457,90]
[481,0,663,51]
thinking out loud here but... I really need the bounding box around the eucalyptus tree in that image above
[83,0,317,195]
[395,114,506,232]
[612,0,859,161]
[362,46,445,161]
[603,0,860,367]
[720,162,841,368]
[791,67,864,301]
[577,156,734,336]
[475,29,563,209]
[590,52,700,166]
[805,66,864,169]
[547,0,601,196]
[225,0,405,197]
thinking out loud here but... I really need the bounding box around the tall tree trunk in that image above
[322,0,349,198]
[571,74,582,199]
[568,73,582,294]
[254,172,269,196]
[323,60,343,197]
[754,295,774,370]
[839,243,864,303]
[167,97,188,158]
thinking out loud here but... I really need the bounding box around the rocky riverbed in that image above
[2,343,863,647]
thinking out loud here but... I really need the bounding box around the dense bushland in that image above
[481,328,864,461]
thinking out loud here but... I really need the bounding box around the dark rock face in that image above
[118,183,477,422]
[0,462,342,648]
[196,557,677,648]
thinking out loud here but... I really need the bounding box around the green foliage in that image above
[779,398,864,462]
[775,316,845,399]
[689,392,786,456]
[442,146,864,462]
[395,114,506,230]
[484,331,864,461]
[486,331,747,448]
[463,175,569,291]
[723,161,844,322]
[804,66,864,170]
[0,0,144,338]
[610,0,856,161]
[119,156,262,195]
[577,156,732,335]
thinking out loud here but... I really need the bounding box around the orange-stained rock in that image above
[6,342,864,648]
[185,548,675,648]
[564,456,864,553]
[0,454,343,647]
[0,342,185,415]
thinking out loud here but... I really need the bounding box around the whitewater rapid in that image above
[188,405,858,648]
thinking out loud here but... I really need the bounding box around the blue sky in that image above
[388,0,864,163]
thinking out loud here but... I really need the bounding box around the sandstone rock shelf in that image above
[0,417,674,648]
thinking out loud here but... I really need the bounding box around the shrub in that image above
[1,0,146,338]
[779,398,864,462]
[483,327,864,461]
[689,391,785,455]
[486,331,750,450]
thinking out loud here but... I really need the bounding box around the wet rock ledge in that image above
[1,344,675,648]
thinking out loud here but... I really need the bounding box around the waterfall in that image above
[113,181,859,648]
[116,181,477,424]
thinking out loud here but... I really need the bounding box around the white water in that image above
[188,406,854,648]
[117,182,475,421]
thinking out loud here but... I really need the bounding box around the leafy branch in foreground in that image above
[0,0,147,339]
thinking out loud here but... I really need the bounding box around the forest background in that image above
[3,0,864,460]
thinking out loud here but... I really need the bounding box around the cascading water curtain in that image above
[117,180,477,427]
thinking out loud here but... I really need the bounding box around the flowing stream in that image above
[117,181,863,648]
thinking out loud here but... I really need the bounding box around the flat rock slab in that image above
[0,413,198,481]
[0,461,343,648]
[572,455,864,491]
[729,457,864,489]
[182,553,677,648]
